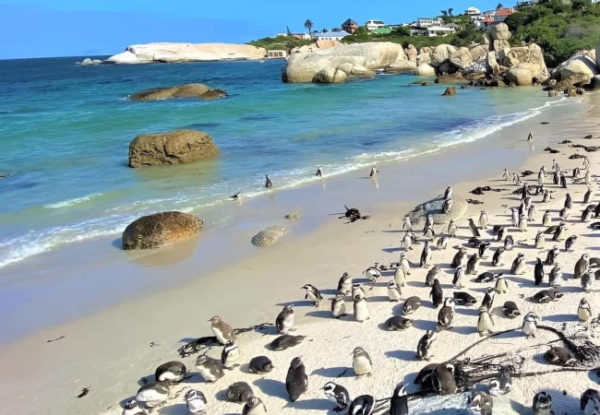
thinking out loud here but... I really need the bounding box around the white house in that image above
[465,6,481,16]
[426,25,456,37]
[314,30,350,41]
[365,20,386,31]
[415,17,444,28]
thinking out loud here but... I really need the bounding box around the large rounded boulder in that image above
[122,211,203,250]
[130,83,226,101]
[251,226,288,247]
[128,129,218,168]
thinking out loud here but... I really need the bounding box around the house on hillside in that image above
[314,30,350,41]
[465,6,482,16]
[342,18,358,34]
[365,20,386,31]
[414,17,444,28]
[493,7,516,23]
[267,50,287,59]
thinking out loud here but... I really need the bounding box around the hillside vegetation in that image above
[248,35,312,51]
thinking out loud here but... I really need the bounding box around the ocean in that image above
[0,57,562,270]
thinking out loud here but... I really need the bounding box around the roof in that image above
[342,18,357,25]
[465,6,481,13]
[316,30,350,38]
[495,8,515,16]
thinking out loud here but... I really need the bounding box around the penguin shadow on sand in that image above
[455,306,480,317]
[305,309,334,319]
[542,313,578,323]
[452,325,478,336]
[412,319,437,332]
[277,300,313,308]
[285,397,333,411]
[157,403,189,415]
[311,366,353,378]
[385,349,418,362]
[253,377,288,399]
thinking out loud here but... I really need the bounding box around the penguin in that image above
[442,199,453,215]
[544,347,578,366]
[534,258,544,286]
[420,241,432,267]
[269,334,306,351]
[535,231,545,249]
[286,357,308,402]
[528,203,537,222]
[402,232,414,250]
[135,382,170,408]
[302,284,323,306]
[582,271,594,293]
[185,390,207,415]
[243,396,267,415]
[527,131,533,142]
[497,226,506,242]
[582,206,593,222]
[363,265,382,283]
[469,218,481,237]
[195,354,224,382]
[448,219,457,237]
[502,168,510,180]
[522,312,540,338]
[390,382,409,415]
[549,264,563,287]
[453,265,465,288]
[502,301,521,318]
[403,215,413,231]
[544,246,558,266]
[579,298,593,322]
[511,208,519,227]
[584,187,592,204]
[542,210,552,226]
[492,247,505,267]
[553,170,560,185]
[452,248,467,268]
[122,400,147,415]
[476,271,502,283]
[477,307,495,337]
[437,297,455,331]
[453,291,477,306]
[226,382,254,403]
[533,391,553,415]
[538,168,545,185]
[519,214,528,232]
[466,254,480,275]
[479,210,488,229]
[560,172,568,188]
[532,288,564,303]
[369,166,378,178]
[209,315,236,345]
[387,281,402,302]
[511,253,526,275]
[430,279,444,308]
[565,235,577,251]
[581,389,600,415]
[230,192,241,201]
[478,242,490,259]
[352,346,373,377]
[155,361,186,383]
[444,185,453,200]
[467,390,493,415]
[265,175,272,189]
[481,287,495,310]
[399,252,411,276]
[248,356,273,374]
[426,265,441,286]
[331,295,347,319]
[276,305,294,334]
[436,235,449,250]
[416,330,436,360]
[542,190,550,203]
[575,254,590,279]
[559,207,570,221]
[347,395,375,415]
[354,295,370,322]
[504,235,514,251]
[323,382,350,413]
[565,193,573,209]
[403,296,421,315]
[221,341,241,369]
[315,166,323,177]
[352,283,367,300]
[415,363,437,391]
[394,267,406,288]
[338,272,352,295]
[384,316,413,331]
[489,370,512,396]
[432,363,458,395]
[495,276,509,294]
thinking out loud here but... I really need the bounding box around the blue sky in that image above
[0,1,507,59]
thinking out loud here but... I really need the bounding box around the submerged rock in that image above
[130,83,226,101]
[128,129,218,168]
[122,211,202,249]
[442,87,457,96]
[251,226,288,247]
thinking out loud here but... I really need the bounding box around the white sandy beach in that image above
[2,92,600,415]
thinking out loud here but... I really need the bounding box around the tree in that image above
[497,3,504,9]
[286,26,293,37]
[304,19,314,38]
[448,8,454,16]
[322,28,328,33]
[393,26,411,36]
[441,10,448,16]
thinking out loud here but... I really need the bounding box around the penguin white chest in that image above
[353,356,371,375]
[197,365,218,382]
[354,300,369,322]
[212,327,227,344]
[523,321,536,336]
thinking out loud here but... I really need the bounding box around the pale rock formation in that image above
[406,44,418,61]
[431,44,457,67]
[80,58,102,66]
[122,212,202,250]
[415,63,436,77]
[251,226,288,247]
[105,43,267,64]
[553,53,599,86]
[506,67,534,86]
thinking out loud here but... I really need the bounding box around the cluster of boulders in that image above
[130,83,226,101]
[548,47,600,91]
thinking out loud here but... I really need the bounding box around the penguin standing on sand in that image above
[448,219,457,237]
[354,295,370,322]
[399,252,411,276]
[437,298,455,331]
[481,287,495,310]
[286,357,308,402]
[479,210,488,229]
[549,264,563,287]
[209,316,236,344]
[533,391,553,415]
[315,167,323,177]
[544,246,558,266]
[584,187,592,204]
[522,312,540,338]
[453,265,465,288]
[323,382,350,413]
[265,175,272,188]
[430,279,444,307]
[403,215,413,231]
[302,284,323,306]
[426,265,441,286]
[542,210,552,226]
[582,271,594,293]
[495,276,509,294]
[185,390,207,415]
[390,383,409,415]
[578,298,593,322]
[221,341,241,369]
[338,272,352,295]
[534,258,544,286]
[527,131,533,142]
[394,267,405,288]
[477,307,495,337]
[352,346,373,377]
[469,218,481,237]
[492,247,506,267]
[478,242,490,259]
[466,254,480,275]
[388,281,402,302]
[243,396,267,415]
[535,231,545,249]
[416,330,436,360]
[369,166,378,178]
[276,305,294,334]
[452,247,467,268]
[195,354,224,382]
[511,253,526,275]
[403,232,414,250]
[420,240,432,267]
[331,295,347,319]
[519,214,528,232]
[575,254,590,279]
[565,235,577,251]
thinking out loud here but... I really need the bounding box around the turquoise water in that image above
[0,57,557,269]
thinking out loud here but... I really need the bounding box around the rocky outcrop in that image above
[506,67,534,86]
[105,43,266,64]
[489,23,511,51]
[128,130,218,168]
[415,63,436,77]
[442,86,457,96]
[80,58,102,66]
[406,44,418,62]
[122,211,202,250]
[283,42,404,83]
[130,83,226,101]
[251,226,288,247]
[552,52,599,88]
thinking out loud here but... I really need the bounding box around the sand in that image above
[2,92,600,415]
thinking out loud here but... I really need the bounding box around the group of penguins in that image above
[121,156,600,415]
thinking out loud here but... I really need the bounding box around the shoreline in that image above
[0,91,578,345]
[1,92,598,415]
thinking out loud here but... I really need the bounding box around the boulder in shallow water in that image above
[442,86,457,96]
[251,226,288,247]
[80,58,102,66]
[130,83,226,101]
[122,211,203,250]
[128,129,219,168]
